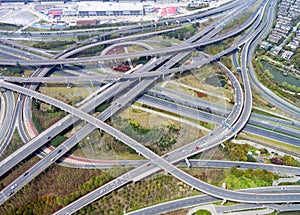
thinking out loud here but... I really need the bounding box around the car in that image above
[10,183,18,190]
[24,172,29,177]
[281,187,287,190]
[195,146,200,150]
[58,149,62,153]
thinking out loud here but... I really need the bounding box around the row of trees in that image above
[0,164,114,215]
[75,174,194,215]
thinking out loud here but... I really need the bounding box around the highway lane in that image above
[11,0,254,178]
[0,75,145,178]
[0,91,14,144]
[231,26,300,121]
[0,52,170,179]
[0,44,46,60]
[148,88,300,134]
[1,5,295,206]
[13,12,233,144]
[145,87,300,137]
[137,94,300,147]
[247,27,300,120]
[0,91,16,155]
[1,3,290,208]
[127,188,300,215]
[16,95,30,143]
[55,3,292,213]
[58,157,300,175]
[0,38,53,58]
[0,2,248,195]
[3,4,252,166]
[0,1,259,67]
[3,0,296,212]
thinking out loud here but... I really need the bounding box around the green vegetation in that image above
[50,135,68,147]
[218,12,251,35]
[32,100,66,130]
[0,156,40,191]
[0,164,124,214]
[252,108,282,118]
[73,45,105,57]
[225,166,279,189]
[253,51,300,106]
[0,23,20,31]
[280,155,300,167]
[290,47,300,70]
[163,23,200,41]
[0,66,24,77]
[114,117,180,155]
[223,142,268,162]
[202,37,234,56]
[77,128,139,159]
[194,209,211,215]
[96,103,110,112]
[31,40,76,50]
[279,181,300,186]
[0,130,24,162]
[76,174,198,215]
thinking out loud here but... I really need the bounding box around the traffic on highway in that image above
[0,0,299,214]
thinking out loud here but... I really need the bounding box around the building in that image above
[287,41,299,50]
[77,2,144,17]
[281,50,294,60]
[48,8,64,18]
[260,41,272,50]
[271,46,282,55]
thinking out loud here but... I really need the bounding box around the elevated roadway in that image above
[2,2,296,208]
[0,0,253,178]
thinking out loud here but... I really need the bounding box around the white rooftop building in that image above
[77,2,144,17]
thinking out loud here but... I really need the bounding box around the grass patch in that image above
[224,167,279,190]
[195,209,211,215]
[252,108,284,118]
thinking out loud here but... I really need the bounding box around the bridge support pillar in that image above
[185,158,191,168]
[221,199,227,206]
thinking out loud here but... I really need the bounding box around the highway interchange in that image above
[0,0,300,214]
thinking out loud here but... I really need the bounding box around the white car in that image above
[10,183,18,190]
